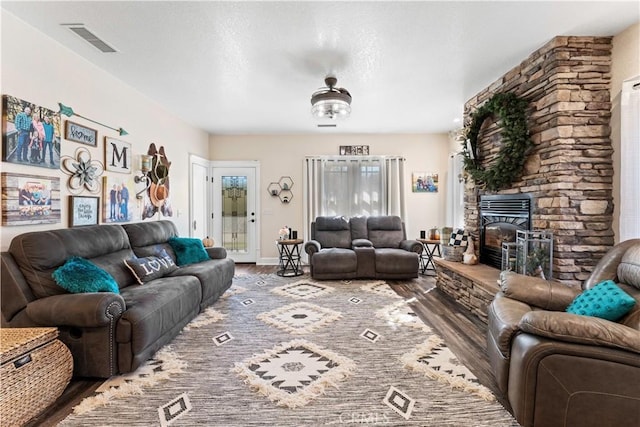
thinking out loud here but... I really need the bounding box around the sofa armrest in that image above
[500,271,580,310]
[26,293,125,328]
[206,247,227,259]
[352,238,373,248]
[400,239,423,254]
[519,310,640,354]
[304,240,321,255]
[488,292,533,356]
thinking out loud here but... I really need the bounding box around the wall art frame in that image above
[412,172,438,193]
[104,137,132,173]
[339,145,370,156]
[2,94,61,169]
[64,120,98,147]
[1,172,61,226]
[69,195,100,227]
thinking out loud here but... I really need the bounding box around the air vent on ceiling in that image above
[317,124,337,128]
[62,24,117,53]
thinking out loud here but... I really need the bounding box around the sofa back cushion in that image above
[123,220,179,260]
[8,224,135,299]
[313,216,351,249]
[350,216,368,240]
[617,244,640,290]
[367,216,405,248]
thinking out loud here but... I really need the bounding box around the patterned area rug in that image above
[60,274,518,426]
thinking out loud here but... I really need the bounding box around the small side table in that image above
[276,239,304,277]
[418,239,441,275]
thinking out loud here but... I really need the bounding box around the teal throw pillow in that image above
[566,280,636,321]
[124,248,178,284]
[52,256,119,294]
[168,237,210,266]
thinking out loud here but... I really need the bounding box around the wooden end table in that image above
[276,239,304,277]
[417,238,441,275]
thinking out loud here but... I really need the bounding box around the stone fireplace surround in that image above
[464,35,614,288]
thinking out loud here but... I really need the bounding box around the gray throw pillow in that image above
[124,249,178,285]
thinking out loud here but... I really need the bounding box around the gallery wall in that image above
[0,12,210,251]
[209,133,451,261]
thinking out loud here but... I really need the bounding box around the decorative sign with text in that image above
[64,120,97,147]
[69,195,99,226]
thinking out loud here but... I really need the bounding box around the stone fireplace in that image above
[479,194,533,269]
[464,36,614,287]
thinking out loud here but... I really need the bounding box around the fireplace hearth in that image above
[479,194,533,269]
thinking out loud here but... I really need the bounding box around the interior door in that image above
[189,155,210,239]
[212,164,258,263]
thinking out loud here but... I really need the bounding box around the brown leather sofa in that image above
[1,220,235,378]
[487,239,640,427]
[304,215,422,280]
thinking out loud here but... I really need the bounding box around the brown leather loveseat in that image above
[304,215,422,280]
[487,239,640,427]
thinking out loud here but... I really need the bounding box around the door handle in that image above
[193,220,197,230]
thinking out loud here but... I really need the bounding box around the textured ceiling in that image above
[2,1,638,135]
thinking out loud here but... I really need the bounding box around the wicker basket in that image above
[1,328,73,426]
[441,244,465,262]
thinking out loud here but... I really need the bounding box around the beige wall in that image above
[0,12,209,251]
[611,21,640,243]
[209,133,450,261]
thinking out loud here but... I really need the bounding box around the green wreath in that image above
[461,92,532,191]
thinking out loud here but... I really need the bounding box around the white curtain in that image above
[446,152,465,229]
[620,78,640,241]
[303,156,406,242]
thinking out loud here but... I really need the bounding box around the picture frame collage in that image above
[1,94,141,227]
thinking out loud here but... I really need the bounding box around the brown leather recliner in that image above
[487,239,640,427]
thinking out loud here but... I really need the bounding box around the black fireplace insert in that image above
[479,194,533,269]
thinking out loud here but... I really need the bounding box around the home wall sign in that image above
[64,120,97,146]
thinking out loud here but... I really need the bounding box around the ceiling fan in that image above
[310,76,352,120]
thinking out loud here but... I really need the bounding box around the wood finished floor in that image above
[27,264,511,426]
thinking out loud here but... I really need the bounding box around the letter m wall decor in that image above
[104,137,131,173]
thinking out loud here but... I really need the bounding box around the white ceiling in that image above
[2,1,638,135]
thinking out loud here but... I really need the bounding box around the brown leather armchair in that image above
[487,239,640,427]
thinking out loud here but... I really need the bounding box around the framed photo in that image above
[1,172,61,226]
[69,196,100,227]
[104,137,132,173]
[339,145,369,156]
[64,120,97,147]
[412,172,438,193]
[2,95,61,169]
[103,175,138,223]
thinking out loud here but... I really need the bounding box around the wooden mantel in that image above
[434,258,501,323]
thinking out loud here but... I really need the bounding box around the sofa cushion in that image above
[566,280,636,321]
[311,248,357,273]
[168,237,210,266]
[171,258,234,309]
[314,216,351,249]
[52,257,119,294]
[350,216,368,240]
[124,249,178,285]
[374,248,418,274]
[116,275,201,353]
[617,245,640,290]
[8,224,132,298]
[367,216,404,248]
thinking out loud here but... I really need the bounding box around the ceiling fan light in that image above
[310,76,352,120]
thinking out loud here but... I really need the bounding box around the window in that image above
[304,156,405,234]
[620,78,640,240]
